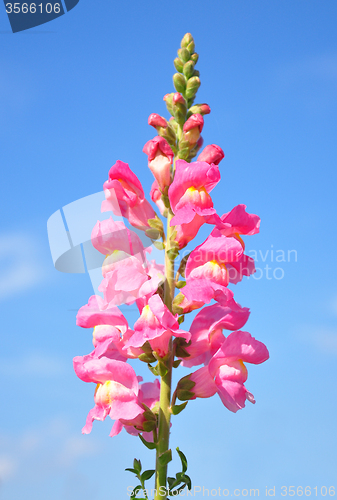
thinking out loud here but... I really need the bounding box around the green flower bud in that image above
[185,76,201,99]
[183,60,195,79]
[177,47,190,64]
[174,103,187,126]
[163,93,174,116]
[190,53,199,64]
[187,41,195,54]
[174,57,184,73]
[181,33,194,48]
[173,73,186,93]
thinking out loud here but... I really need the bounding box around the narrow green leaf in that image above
[172,359,182,368]
[171,401,188,415]
[167,477,175,489]
[158,449,172,466]
[153,241,165,251]
[147,363,159,376]
[176,447,188,472]
[125,468,137,474]
[139,434,157,450]
[158,362,168,377]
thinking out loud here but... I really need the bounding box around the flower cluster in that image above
[73,32,269,498]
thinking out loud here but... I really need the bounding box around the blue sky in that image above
[1,1,337,499]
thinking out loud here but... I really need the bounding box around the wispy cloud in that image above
[297,326,337,356]
[0,233,45,301]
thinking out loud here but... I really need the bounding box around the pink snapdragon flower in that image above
[143,136,174,192]
[197,144,225,165]
[110,379,160,439]
[102,160,156,230]
[181,231,255,308]
[99,253,164,307]
[181,303,250,367]
[148,113,168,129]
[76,295,128,330]
[91,217,147,262]
[168,159,221,248]
[181,331,269,413]
[73,358,145,434]
[213,204,260,241]
[124,294,191,358]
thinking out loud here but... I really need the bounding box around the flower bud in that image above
[174,57,184,73]
[185,76,201,99]
[190,53,199,64]
[183,60,195,79]
[173,73,186,94]
[197,144,225,165]
[183,113,204,133]
[189,103,211,116]
[148,113,167,129]
[169,117,179,134]
[178,47,190,63]
[173,92,186,105]
[187,41,195,54]
[163,93,174,116]
[181,33,194,48]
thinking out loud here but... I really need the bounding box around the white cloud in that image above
[298,326,337,356]
[0,456,17,481]
[0,233,45,301]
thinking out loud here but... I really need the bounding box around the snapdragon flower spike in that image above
[143,136,174,192]
[185,331,269,412]
[102,160,156,230]
[73,357,145,433]
[168,159,221,248]
[181,303,250,367]
[110,379,160,439]
[197,144,225,165]
[124,294,191,358]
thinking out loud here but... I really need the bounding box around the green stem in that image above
[154,210,175,500]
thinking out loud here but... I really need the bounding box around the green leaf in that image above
[167,477,176,489]
[171,401,188,415]
[138,353,156,363]
[175,280,186,289]
[153,241,165,251]
[143,420,156,432]
[158,362,168,377]
[147,363,159,376]
[158,449,172,467]
[125,468,137,475]
[133,459,142,474]
[130,485,142,498]
[141,469,155,482]
[172,359,182,368]
[177,389,194,401]
[169,484,187,496]
[176,447,188,472]
[139,434,157,450]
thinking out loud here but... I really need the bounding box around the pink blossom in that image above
[181,303,250,367]
[75,358,144,434]
[185,231,255,289]
[214,204,260,240]
[143,136,173,191]
[99,254,164,307]
[76,295,128,331]
[186,331,269,412]
[168,159,221,247]
[110,379,160,438]
[124,294,191,358]
[102,160,156,230]
[91,217,146,261]
[197,144,225,165]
